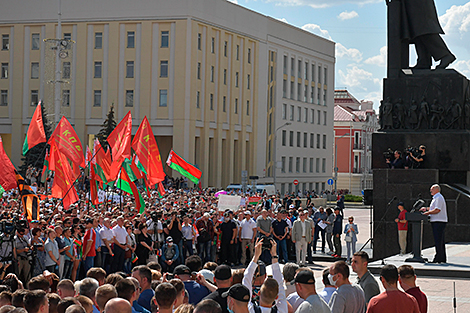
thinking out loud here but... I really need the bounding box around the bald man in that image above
[104,298,132,313]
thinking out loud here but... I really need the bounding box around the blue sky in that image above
[229,0,470,110]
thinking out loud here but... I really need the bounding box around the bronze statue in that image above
[408,100,418,129]
[383,97,394,129]
[417,97,429,129]
[429,99,444,129]
[395,98,406,129]
[447,99,462,129]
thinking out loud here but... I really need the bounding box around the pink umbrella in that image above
[215,190,227,197]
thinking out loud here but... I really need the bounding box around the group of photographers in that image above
[385,145,426,169]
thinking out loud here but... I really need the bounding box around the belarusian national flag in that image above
[23,101,47,156]
[0,136,17,191]
[166,150,202,184]
[116,168,145,213]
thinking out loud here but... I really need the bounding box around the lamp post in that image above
[273,122,291,193]
[334,133,349,195]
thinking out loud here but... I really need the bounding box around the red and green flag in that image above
[108,111,132,181]
[23,101,47,156]
[166,150,202,184]
[157,181,166,198]
[116,168,145,213]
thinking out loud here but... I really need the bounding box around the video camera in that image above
[383,148,394,161]
[260,235,272,251]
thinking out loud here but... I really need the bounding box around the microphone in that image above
[387,196,397,205]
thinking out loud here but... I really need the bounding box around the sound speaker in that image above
[363,189,373,205]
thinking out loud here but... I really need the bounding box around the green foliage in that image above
[344,194,363,202]
[96,104,117,151]
[19,104,52,175]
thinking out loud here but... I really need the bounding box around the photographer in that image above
[408,145,426,169]
[386,150,404,169]
[147,210,164,250]
[165,211,183,265]
[15,228,31,283]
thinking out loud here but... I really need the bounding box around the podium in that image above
[405,212,429,263]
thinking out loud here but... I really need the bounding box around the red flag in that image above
[157,181,166,197]
[51,147,79,209]
[22,101,47,155]
[90,165,100,205]
[108,111,132,163]
[131,116,165,185]
[130,157,144,180]
[94,140,112,183]
[50,116,85,167]
[0,136,17,191]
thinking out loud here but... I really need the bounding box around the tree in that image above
[96,103,117,151]
[19,103,53,175]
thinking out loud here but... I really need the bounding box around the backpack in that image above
[253,304,278,313]
[164,245,176,260]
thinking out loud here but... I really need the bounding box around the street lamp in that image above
[273,122,292,193]
[334,133,349,195]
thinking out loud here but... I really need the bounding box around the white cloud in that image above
[275,17,290,24]
[336,43,363,62]
[301,23,332,40]
[263,0,381,9]
[227,0,238,3]
[440,3,470,35]
[364,46,387,67]
[453,59,470,77]
[338,65,380,91]
[338,10,358,20]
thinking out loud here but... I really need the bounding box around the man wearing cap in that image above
[291,210,314,266]
[161,237,179,273]
[222,284,251,313]
[203,264,233,313]
[240,211,257,266]
[174,264,213,305]
[293,270,330,313]
[395,202,408,255]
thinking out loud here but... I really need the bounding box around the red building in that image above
[333,90,379,195]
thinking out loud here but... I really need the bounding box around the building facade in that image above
[0,0,335,189]
[334,90,378,195]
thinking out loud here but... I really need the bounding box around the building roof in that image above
[334,104,376,122]
[334,90,361,106]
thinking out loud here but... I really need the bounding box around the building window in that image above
[324,68,327,85]
[31,90,38,106]
[324,92,327,106]
[160,60,168,77]
[31,33,40,50]
[197,33,201,50]
[289,131,294,147]
[2,34,9,50]
[31,62,39,79]
[235,72,239,87]
[282,104,287,120]
[298,60,302,77]
[317,134,320,149]
[297,83,302,101]
[247,48,251,63]
[303,133,307,148]
[197,62,201,79]
[291,57,295,76]
[282,130,286,146]
[94,90,101,107]
[61,61,70,79]
[247,74,250,89]
[309,158,313,173]
[94,61,102,78]
[312,64,315,81]
[296,132,301,147]
[223,96,226,112]
[159,89,167,107]
[223,69,227,85]
[63,33,71,41]
[283,79,287,98]
[196,91,200,108]
[317,110,321,124]
[125,90,134,107]
[269,86,273,108]
[210,66,214,82]
[304,85,308,102]
[322,158,326,173]
[324,111,327,125]
[1,63,8,79]
[126,61,134,78]
[281,157,286,173]
[303,157,307,173]
[289,105,294,121]
[236,45,239,60]
[95,32,102,49]
[310,133,314,148]
[310,86,314,104]
[62,89,70,107]
[127,31,135,48]
[283,55,287,74]
[305,62,308,79]
[296,157,300,173]
[316,158,320,173]
[211,37,215,53]
[323,134,327,149]
[0,90,8,106]
[268,114,272,135]
[210,93,214,110]
[288,157,293,173]
[270,66,274,82]
[161,31,169,48]
[304,108,308,123]
[297,107,301,122]
[246,100,250,115]
[224,41,227,57]
[311,109,315,124]
[290,81,294,99]
[318,65,322,83]
[317,88,321,104]
[234,98,238,114]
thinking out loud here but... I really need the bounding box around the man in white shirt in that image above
[293,270,330,313]
[111,216,128,273]
[240,211,257,265]
[420,184,448,263]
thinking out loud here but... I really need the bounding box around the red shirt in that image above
[406,287,428,313]
[367,290,420,313]
[83,228,96,257]
[397,210,408,231]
